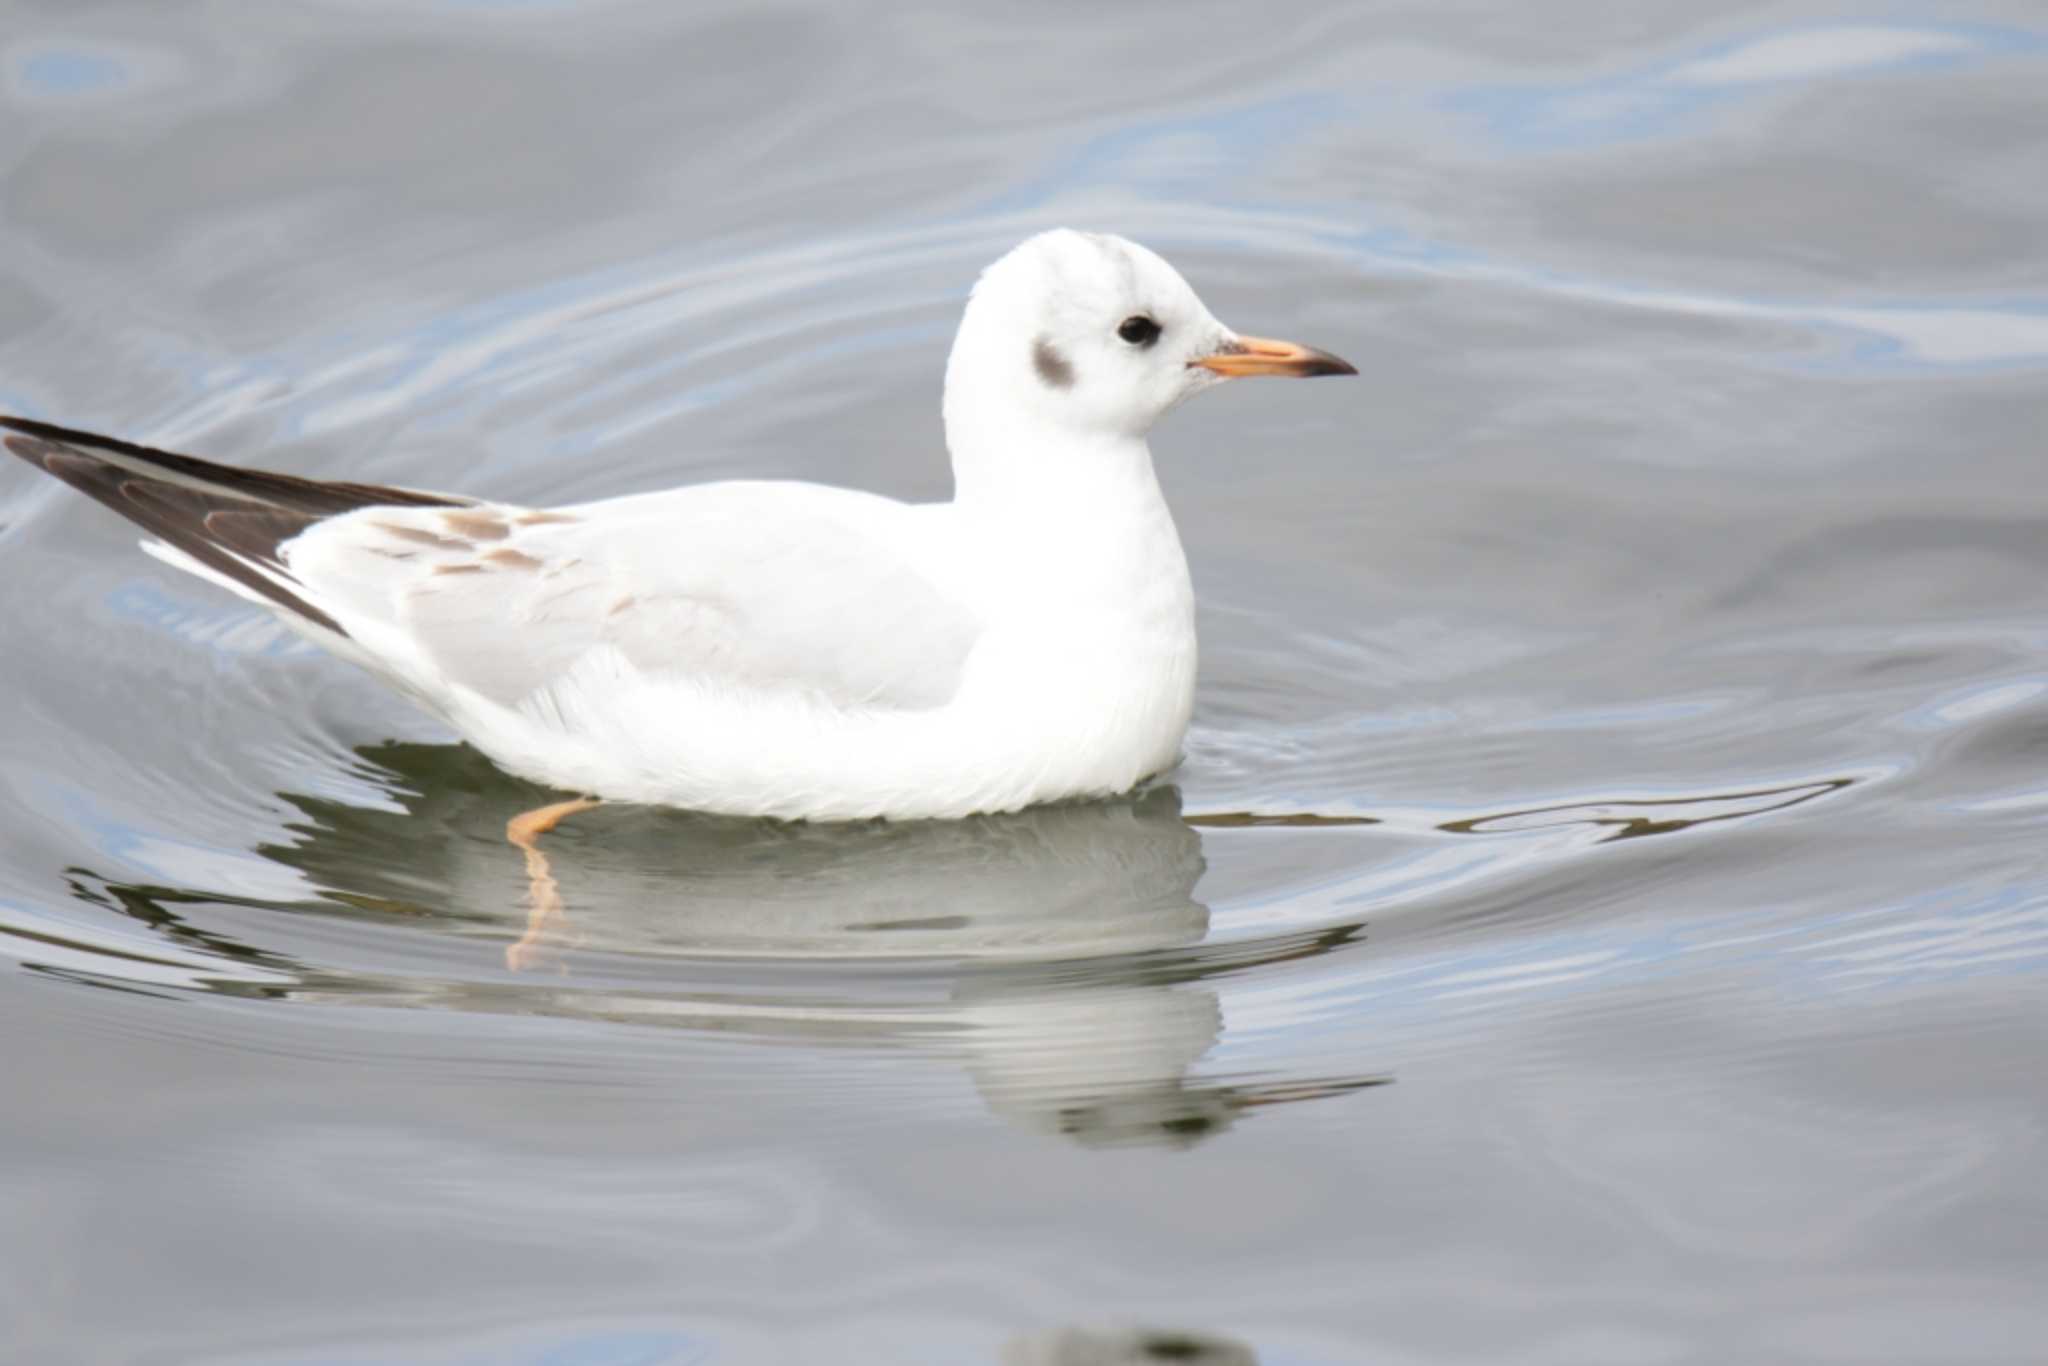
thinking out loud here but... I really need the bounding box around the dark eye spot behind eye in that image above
[1118,315,1162,347]
[1032,335,1074,389]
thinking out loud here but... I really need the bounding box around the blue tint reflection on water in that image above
[14,48,134,98]
[1447,22,2048,153]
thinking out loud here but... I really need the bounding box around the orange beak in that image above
[1192,334,1356,378]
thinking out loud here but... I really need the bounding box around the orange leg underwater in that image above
[504,797,600,972]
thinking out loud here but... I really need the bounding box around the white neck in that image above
[948,423,1161,515]
[942,404,1193,647]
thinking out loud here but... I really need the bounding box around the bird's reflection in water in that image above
[277,742,1217,962]
[96,742,1386,1148]
[1005,1326,1257,1365]
[62,741,1863,1150]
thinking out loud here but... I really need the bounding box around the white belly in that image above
[437,607,1197,820]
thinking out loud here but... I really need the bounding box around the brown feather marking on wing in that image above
[442,509,509,540]
[374,522,470,550]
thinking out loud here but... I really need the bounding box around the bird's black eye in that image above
[1117,315,1162,347]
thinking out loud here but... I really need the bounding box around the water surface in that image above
[3,3,2046,1362]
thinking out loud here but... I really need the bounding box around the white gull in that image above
[3,230,1353,821]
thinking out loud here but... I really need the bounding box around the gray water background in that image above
[2,2,2046,1362]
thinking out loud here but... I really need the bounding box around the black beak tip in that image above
[1308,352,1358,378]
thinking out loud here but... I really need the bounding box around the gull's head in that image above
[943,229,1354,449]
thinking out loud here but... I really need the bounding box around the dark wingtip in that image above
[2,415,66,440]
[3,428,57,466]
[0,415,169,460]
[0,416,37,458]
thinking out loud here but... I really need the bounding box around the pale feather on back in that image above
[287,484,979,717]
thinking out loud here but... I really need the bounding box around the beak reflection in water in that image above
[1004,1325,1260,1365]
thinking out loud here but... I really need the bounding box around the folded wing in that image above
[289,482,980,714]
[3,417,980,718]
